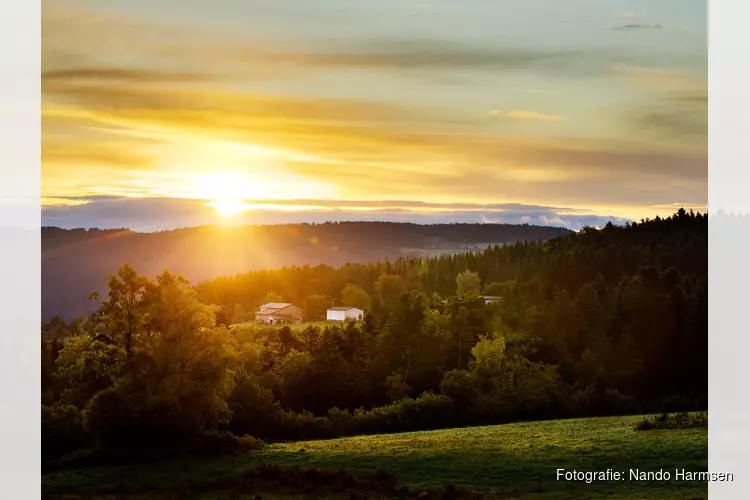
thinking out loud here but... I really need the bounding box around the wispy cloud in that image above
[42,68,213,83]
[489,110,564,121]
[43,4,694,83]
[633,107,706,139]
[615,24,663,31]
[613,12,638,18]
[616,66,707,144]
[618,66,706,92]
[522,89,559,96]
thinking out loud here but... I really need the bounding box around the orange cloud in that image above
[489,110,564,121]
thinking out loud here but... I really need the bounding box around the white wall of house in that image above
[255,313,273,324]
[327,309,347,321]
[344,308,364,320]
[327,308,364,321]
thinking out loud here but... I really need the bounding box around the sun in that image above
[210,199,248,218]
[198,171,253,218]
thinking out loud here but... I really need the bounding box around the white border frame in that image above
[709,0,750,497]
[0,0,41,495]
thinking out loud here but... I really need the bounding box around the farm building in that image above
[326,306,364,322]
[482,296,503,305]
[255,302,304,325]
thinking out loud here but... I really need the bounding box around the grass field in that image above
[43,414,708,499]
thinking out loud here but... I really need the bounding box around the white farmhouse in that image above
[482,295,503,305]
[254,302,304,325]
[326,306,364,322]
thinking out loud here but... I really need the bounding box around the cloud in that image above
[43,81,437,126]
[618,66,706,92]
[633,107,706,139]
[615,24,663,31]
[270,41,594,74]
[43,4,691,83]
[667,92,708,109]
[42,68,212,84]
[616,66,707,143]
[43,141,155,169]
[613,12,638,18]
[40,74,707,209]
[489,110,564,121]
[522,89,559,96]
[41,195,631,231]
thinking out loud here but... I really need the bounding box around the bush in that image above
[346,392,456,436]
[563,386,639,418]
[660,394,696,413]
[603,389,638,415]
[234,393,457,442]
[270,410,336,441]
[634,412,708,431]
[42,404,92,458]
[83,387,201,450]
[189,431,263,456]
[228,375,283,437]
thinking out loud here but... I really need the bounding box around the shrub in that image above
[634,412,708,431]
[228,374,283,437]
[188,431,263,456]
[326,407,353,436]
[237,393,457,441]
[603,389,638,415]
[42,404,92,457]
[83,387,201,450]
[275,410,336,441]
[345,392,456,436]
[660,394,695,413]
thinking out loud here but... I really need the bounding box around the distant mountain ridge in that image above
[42,221,571,320]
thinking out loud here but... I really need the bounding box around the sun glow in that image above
[198,170,256,218]
[208,199,250,218]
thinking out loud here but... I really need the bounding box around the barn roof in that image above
[328,306,361,311]
[259,302,292,311]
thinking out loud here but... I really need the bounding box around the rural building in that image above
[482,296,503,305]
[326,306,364,322]
[255,302,304,325]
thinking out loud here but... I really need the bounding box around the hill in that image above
[43,414,708,499]
[41,222,570,320]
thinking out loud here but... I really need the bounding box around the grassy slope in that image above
[43,414,708,499]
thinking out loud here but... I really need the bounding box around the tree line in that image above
[42,222,570,321]
[41,209,707,461]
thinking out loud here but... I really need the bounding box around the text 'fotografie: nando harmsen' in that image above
[557,469,734,483]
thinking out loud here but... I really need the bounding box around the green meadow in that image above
[43,414,708,499]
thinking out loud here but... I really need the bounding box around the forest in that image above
[41,209,707,462]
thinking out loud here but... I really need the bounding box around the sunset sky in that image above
[42,0,706,231]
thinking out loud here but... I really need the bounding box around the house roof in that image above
[256,303,302,315]
[259,302,292,310]
[328,306,362,311]
[482,296,503,300]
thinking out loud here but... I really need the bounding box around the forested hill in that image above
[197,209,707,327]
[42,222,570,320]
[193,209,707,413]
